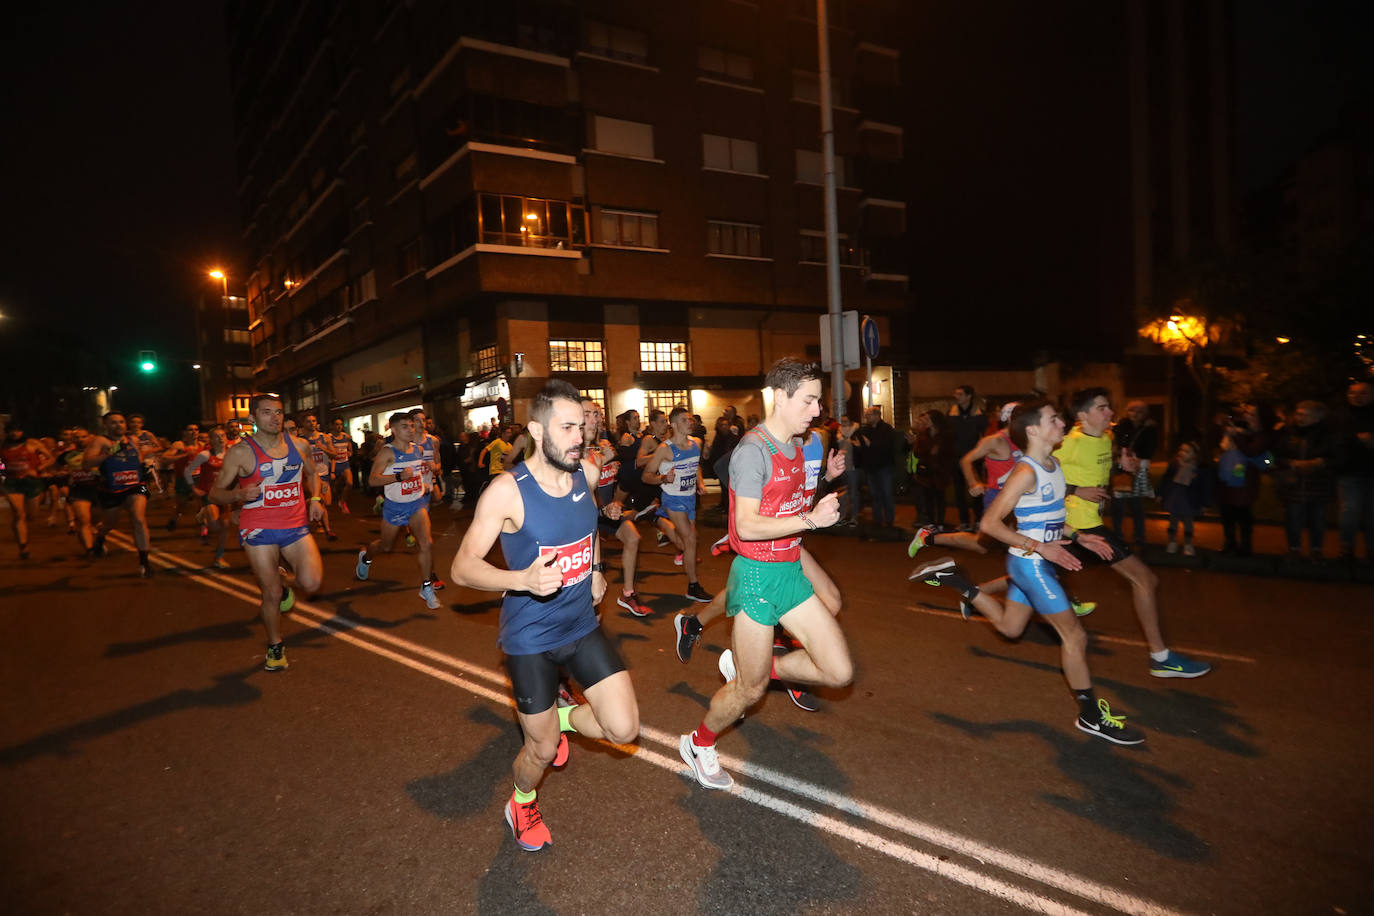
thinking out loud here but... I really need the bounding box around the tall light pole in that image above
[817,0,846,420]
[206,269,232,423]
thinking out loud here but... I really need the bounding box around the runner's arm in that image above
[293,436,322,501]
[184,451,209,484]
[81,436,110,469]
[367,448,400,488]
[450,475,558,594]
[208,444,257,506]
[977,465,1036,552]
[959,434,998,489]
[642,442,672,485]
[634,436,658,469]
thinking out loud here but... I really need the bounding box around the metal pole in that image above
[818,0,845,420]
[865,353,872,408]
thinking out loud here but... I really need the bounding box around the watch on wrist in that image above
[394,471,404,481]
[591,562,606,573]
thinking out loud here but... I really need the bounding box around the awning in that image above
[329,385,421,413]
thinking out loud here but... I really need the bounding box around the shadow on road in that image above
[933,712,1210,862]
[405,706,512,820]
[967,645,1261,756]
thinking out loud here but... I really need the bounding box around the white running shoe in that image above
[679,733,733,790]
[718,648,737,683]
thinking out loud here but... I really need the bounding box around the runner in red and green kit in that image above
[679,358,853,791]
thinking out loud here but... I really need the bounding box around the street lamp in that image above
[1139,309,1226,441]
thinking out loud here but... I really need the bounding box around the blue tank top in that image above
[498,465,600,654]
[1011,455,1066,560]
[100,438,144,493]
[657,438,701,499]
[802,431,824,497]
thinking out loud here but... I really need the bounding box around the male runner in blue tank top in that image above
[914,400,1144,744]
[451,380,639,852]
[83,411,154,577]
[643,406,712,603]
[354,412,441,610]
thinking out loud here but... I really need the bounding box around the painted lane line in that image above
[906,603,1257,664]
[111,533,1191,916]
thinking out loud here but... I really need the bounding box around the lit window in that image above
[702,134,759,173]
[640,341,689,372]
[550,340,605,372]
[298,377,320,410]
[474,345,499,376]
[645,389,689,413]
[707,220,762,258]
[478,193,586,249]
[598,209,659,248]
[579,388,606,406]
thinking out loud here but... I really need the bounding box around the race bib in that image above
[598,460,619,487]
[1042,522,1064,543]
[112,469,140,487]
[312,447,328,466]
[263,481,302,507]
[538,533,594,588]
[398,476,425,497]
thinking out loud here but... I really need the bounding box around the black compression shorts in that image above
[1065,525,1133,565]
[505,627,626,715]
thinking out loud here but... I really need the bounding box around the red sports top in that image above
[172,443,203,479]
[193,450,224,495]
[2,442,40,478]
[728,427,808,564]
[237,435,307,530]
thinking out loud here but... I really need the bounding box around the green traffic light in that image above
[140,361,156,372]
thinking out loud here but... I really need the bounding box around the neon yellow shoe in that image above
[1072,600,1096,617]
[279,586,295,614]
[264,642,287,671]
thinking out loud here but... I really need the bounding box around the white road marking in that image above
[905,602,1257,664]
[107,532,1192,916]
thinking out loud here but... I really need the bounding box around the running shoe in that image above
[340,502,350,515]
[279,586,295,614]
[355,549,371,580]
[1166,541,1179,555]
[634,502,658,521]
[679,734,733,790]
[686,582,712,603]
[373,495,384,514]
[674,612,703,663]
[165,517,178,532]
[212,557,230,570]
[710,534,732,557]
[909,559,976,598]
[1149,650,1211,679]
[785,684,820,712]
[906,524,938,559]
[718,648,737,683]
[504,793,552,851]
[1075,698,1144,745]
[553,732,569,768]
[657,531,670,548]
[20,547,31,560]
[674,553,684,566]
[555,683,576,707]
[326,530,338,542]
[1071,600,1096,617]
[92,536,107,558]
[430,577,445,591]
[1182,544,1196,557]
[617,591,652,617]
[958,599,974,621]
[405,533,416,548]
[264,642,288,672]
[420,583,441,609]
[139,563,154,578]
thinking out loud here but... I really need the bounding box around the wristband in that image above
[309,496,322,502]
[394,471,404,481]
[800,512,817,530]
[591,563,605,573]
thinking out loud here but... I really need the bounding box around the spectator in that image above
[857,406,897,527]
[1335,380,1374,561]
[1111,401,1159,548]
[1157,441,1211,556]
[691,413,708,441]
[1216,405,1272,557]
[707,415,740,510]
[1274,400,1339,559]
[947,385,984,530]
[907,410,952,527]
[836,416,859,525]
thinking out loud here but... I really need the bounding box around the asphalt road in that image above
[2,495,1371,916]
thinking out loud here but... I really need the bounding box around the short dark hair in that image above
[249,393,282,414]
[764,357,822,397]
[531,379,582,427]
[1069,387,1110,418]
[647,408,666,423]
[408,407,426,418]
[955,385,975,398]
[129,412,145,421]
[388,411,414,430]
[1008,398,1053,450]
[102,411,124,422]
[669,406,689,423]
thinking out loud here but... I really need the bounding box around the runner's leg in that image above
[774,595,854,687]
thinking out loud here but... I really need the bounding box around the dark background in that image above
[1,1,1370,431]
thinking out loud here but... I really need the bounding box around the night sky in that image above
[1,1,1368,429]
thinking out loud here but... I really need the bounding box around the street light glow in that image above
[192,363,202,369]
[209,269,225,280]
[1275,337,1291,344]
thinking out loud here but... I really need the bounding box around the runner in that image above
[913,399,1146,744]
[223,419,243,448]
[480,425,516,490]
[209,394,325,671]
[299,413,339,542]
[674,419,847,713]
[643,406,712,603]
[185,426,232,568]
[329,418,355,514]
[450,380,639,852]
[409,408,445,585]
[47,429,77,532]
[161,423,202,531]
[127,413,163,496]
[679,359,852,791]
[354,412,440,609]
[62,426,100,555]
[84,412,153,576]
[2,424,54,559]
[1055,388,1210,678]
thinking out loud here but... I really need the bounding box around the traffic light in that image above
[138,350,158,373]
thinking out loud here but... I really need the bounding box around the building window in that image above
[592,115,655,158]
[585,20,649,64]
[232,364,255,379]
[707,220,762,258]
[598,209,659,248]
[698,46,753,83]
[792,70,850,106]
[702,134,759,173]
[397,237,423,276]
[795,149,847,185]
[800,231,865,266]
[645,389,689,414]
[475,345,499,376]
[478,193,586,249]
[298,377,320,411]
[349,270,376,306]
[224,328,251,345]
[550,339,605,372]
[640,341,689,372]
[579,388,606,406]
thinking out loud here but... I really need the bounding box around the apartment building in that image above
[227,0,910,439]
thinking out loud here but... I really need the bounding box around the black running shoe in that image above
[673,612,702,663]
[784,684,820,712]
[1075,698,1145,746]
[685,582,712,603]
[909,559,976,597]
[139,563,154,578]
